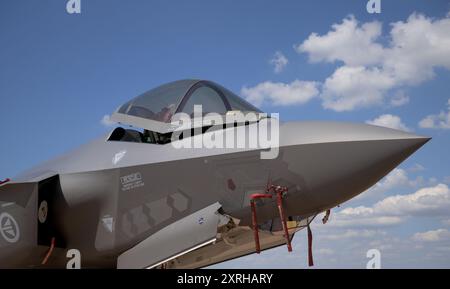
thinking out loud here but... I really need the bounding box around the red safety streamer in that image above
[41,237,56,265]
[250,193,273,254]
[275,188,292,252]
[250,201,261,253]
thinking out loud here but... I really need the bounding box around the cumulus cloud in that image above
[295,16,384,66]
[270,51,288,73]
[321,66,395,111]
[413,229,450,242]
[357,168,430,201]
[366,114,411,131]
[333,184,450,227]
[243,12,450,110]
[101,114,115,127]
[300,13,450,111]
[419,99,450,129]
[390,91,410,107]
[375,168,411,190]
[374,184,450,216]
[241,80,319,107]
[386,14,450,84]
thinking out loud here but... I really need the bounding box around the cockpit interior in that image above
[107,79,261,144]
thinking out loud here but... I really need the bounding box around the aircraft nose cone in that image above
[323,127,430,203]
[279,122,431,212]
[281,121,430,146]
[344,122,431,157]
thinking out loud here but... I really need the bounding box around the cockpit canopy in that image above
[111,79,261,133]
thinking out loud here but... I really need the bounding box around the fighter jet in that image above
[0,79,429,268]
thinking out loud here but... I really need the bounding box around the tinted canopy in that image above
[111,79,261,133]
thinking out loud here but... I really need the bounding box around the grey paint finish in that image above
[0,123,429,268]
[0,79,430,268]
[13,121,428,181]
[0,183,41,268]
[117,202,222,269]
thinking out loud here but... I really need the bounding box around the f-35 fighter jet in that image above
[0,80,429,268]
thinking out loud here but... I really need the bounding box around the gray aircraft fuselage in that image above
[0,80,430,268]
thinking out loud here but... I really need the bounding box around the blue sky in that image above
[1,0,450,268]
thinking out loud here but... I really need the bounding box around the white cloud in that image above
[332,206,403,227]
[372,168,410,190]
[357,168,437,201]
[101,114,115,127]
[413,229,450,242]
[336,216,403,227]
[333,184,450,227]
[390,91,410,107]
[366,114,411,131]
[386,14,450,84]
[419,99,450,129]
[241,80,319,107]
[358,169,415,201]
[295,15,384,66]
[360,168,424,197]
[298,13,450,111]
[374,184,450,216]
[408,163,425,173]
[243,12,450,110]
[270,51,288,73]
[321,66,395,111]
